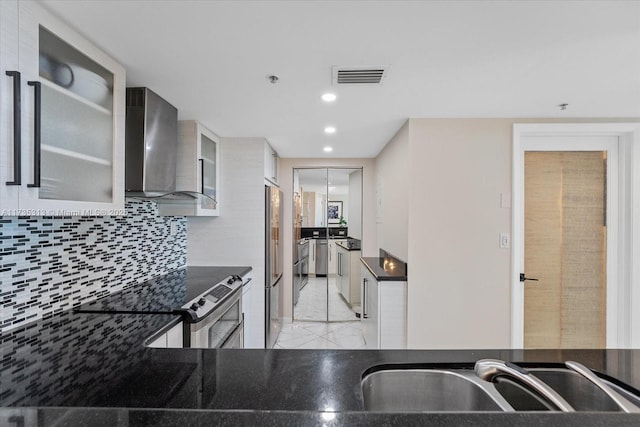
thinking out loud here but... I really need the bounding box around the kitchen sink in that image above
[494,368,640,411]
[361,362,640,413]
[361,369,512,412]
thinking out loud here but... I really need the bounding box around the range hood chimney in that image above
[125,87,178,195]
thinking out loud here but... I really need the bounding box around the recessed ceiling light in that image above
[324,126,336,134]
[323,146,333,152]
[321,93,337,102]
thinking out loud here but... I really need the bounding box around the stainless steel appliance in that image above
[181,275,244,349]
[299,240,309,290]
[315,239,328,276]
[265,186,284,348]
[125,87,178,195]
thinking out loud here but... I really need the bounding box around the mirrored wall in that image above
[292,168,363,323]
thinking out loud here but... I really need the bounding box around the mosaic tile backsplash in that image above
[0,200,186,332]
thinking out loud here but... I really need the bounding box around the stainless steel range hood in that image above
[125,87,178,195]
[124,87,216,210]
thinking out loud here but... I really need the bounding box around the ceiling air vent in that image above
[332,66,386,84]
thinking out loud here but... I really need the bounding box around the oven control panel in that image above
[180,275,243,322]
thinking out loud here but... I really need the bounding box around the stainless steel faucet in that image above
[474,359,575,412]
[565,361,640,413]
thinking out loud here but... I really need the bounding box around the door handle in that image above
[520,273,539,283]
[27,81,41,188]
[6,71,21,186]
[362,278,368,318]
[199,158,204,194]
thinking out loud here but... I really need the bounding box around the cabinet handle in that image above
[363,278,368,318]
[271,152,277,180]
[27,81,41,188]
[6,71,21,186]
[199,158,204,194]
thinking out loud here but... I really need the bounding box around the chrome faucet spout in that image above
[565,361,640,413]
[474,359,575,412]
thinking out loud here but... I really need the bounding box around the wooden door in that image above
[524,151,606,348]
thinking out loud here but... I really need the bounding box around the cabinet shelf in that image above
[40,78,111,116]
[41,144,111,166]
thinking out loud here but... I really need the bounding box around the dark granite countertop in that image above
[3,269,640,425]
[337,239,362,251]
[361,256,407,281]
[2,407,640,426]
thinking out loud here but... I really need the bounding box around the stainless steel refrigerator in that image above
[265,185,283,348]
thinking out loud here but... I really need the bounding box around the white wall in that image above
[375,121,410,261]
[348,170,363,240]
[187,137,266,348]
[280,158,376,318]
[375,118,639,349]
[406,119,513,349]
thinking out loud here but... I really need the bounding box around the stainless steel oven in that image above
[182,276,244,349]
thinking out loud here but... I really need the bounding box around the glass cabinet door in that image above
[16,1,125,215]
[200,133,217,200]
[38,26,114,203]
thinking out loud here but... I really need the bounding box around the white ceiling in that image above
[40,0,640,158]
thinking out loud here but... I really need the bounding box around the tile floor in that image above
[294,276,360,322]
[275,319,366,349]
[277,276,365,349]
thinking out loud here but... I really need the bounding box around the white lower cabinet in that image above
[360,263,407,349]
[166,321,184,348]
[328,239,347,276]
[147,320,184,348]
[336,244,361,305]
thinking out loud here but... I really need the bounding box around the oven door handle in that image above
[221,320,244,348]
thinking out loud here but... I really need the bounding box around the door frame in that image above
[511,123,640,349]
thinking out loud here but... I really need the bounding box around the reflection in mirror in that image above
[282,167,363,349]
[327,168,362,323]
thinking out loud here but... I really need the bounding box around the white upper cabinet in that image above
[264,141,279,186]
[171,120,220,216]
[0,0,20,213]
[0,1,125,216]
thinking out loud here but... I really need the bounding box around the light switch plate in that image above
[499,232,510,249]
